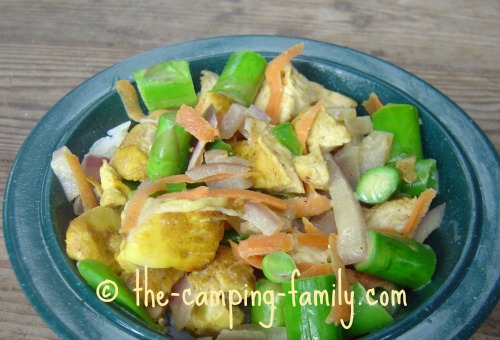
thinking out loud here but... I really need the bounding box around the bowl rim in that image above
[3,35,500,339]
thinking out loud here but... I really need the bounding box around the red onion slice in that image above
[206,176,253,190]
[414,203,446,243]
[219,103,246,139]
[247,104,271,122]
[81,154,109,183]
[169,275,194,331]
[185,162,250,181]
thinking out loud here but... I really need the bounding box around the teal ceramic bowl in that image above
[4,36,500,339]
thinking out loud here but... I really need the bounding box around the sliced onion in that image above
[206,176,253,190]
[325,153,368,265]
[204,149,229,163]
[187,140,206,170]
[203,104,218,128]
[73,196,84,215]
[247,105,271,122]
[414,203,446,243]
[169,275,194,331]
[310,210,338,235]
[81,154,109,183]
[185,162,250,181]
[242,201,284,236]
[88,121,131,158]
[50,146,79,201]
[219,103,246,139]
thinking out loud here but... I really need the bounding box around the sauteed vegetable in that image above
[51,43,445,339]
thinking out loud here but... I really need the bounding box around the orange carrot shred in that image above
[296,233,330,249]
[116,80,147,122]
[294,101,323,154]
[176,104,219,142]
[286,191,332,218]
[237,233,294,259]
[326,233,351,325]
[64,153,97,211]
[229,241,264,268]
[265,43,304,124]
[403,188,436,237]
[300,263,334,278]
[361,92,384,115]
[302,217,321,234]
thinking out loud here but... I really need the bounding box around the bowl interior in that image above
[45,53,479,338]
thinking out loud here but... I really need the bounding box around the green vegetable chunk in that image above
[398,158,438,196]
[354,230,437,289]
[262,251,297,283]
[211,51,267,107]
[371,104,424,162]
[146,112,193,181]
[206,139,234,156]
[270,122,303,156]
[219,229,249,246]
[76,259,159,329]
[250,279,286,327]
[356,166,399,204]
[282,274,343,340]
[345,282,394,338]
[132,60,197,111]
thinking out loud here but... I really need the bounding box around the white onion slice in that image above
[187,140,206,170]
[50,146,79,201]
[207,176,253,190]
[204,149,229,163]
[219,103,246,139]
[247,105,271,122]
[414,203,446,243]
[242,201,284,236]
[185,162,250,181]
[170,275,194,331]
[88,121,131,158]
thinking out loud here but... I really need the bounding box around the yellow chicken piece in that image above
[66,206,123,273]
[111,145,148,181]
[119,122,157,155]
[300,106,351,152]
[293,149,330,190]
[185,246,254,336]
[233,118,304,194]
[363,196,418,234]
[119,210,225,271]
[99,160,131,208]
[253,64,356,123]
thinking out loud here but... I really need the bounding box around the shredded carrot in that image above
[296,233,330,249]
[361,92,384,115]
[300,263,334,278]
[286,191,332,218]
[237,232,294,259]
[403,188,436,237]
[207,188,287,210]
[302,217,321,234]
[64,153,97,211]
[295,262,315,272]
[229,241,264,268]
[116,80,147,122]
[265,43,304,124]
[345,269,395,291]
[176,104,219,142]
[293,101,323,154]
[326,233,351,325]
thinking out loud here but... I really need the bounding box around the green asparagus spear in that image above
[270,122,303,156]
[250,279,286,327]
[146,112,193,181]
[398,158,438,196]
[354,230,436,289]
[211,51,267,107]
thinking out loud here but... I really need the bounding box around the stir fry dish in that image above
[51,43,446,339]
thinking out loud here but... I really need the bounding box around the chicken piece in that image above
[363,196,418,234]
[301,106,351,152]
[119,122,157,156]
[99,160,131,208]
[199,70,219,94]
[293,149,330,190]
[66,206,123,273]
[196,70,232,119]
[186,302,245,338]
[111,145,148,181]
[233,118,304,194]
[188,246,255,295]
[119,209,225,271]
[253,64,356,123]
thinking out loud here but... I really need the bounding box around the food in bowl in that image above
[50,43,445,339]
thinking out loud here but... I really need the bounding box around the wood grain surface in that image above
[1,0,498,339]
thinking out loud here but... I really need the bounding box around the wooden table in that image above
[1,0,498,338]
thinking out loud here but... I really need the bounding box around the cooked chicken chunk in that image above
[186,302,245,338]
[119,122,157,156]
[363,196,418,234]
[66,206,123,273]
[293,149,330,190]
[301,106,351,152]
[233,118,304,194]
[119,209,225,271]
[111,145,148,181]
[99,160,131,208]
[253,64,356,123]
